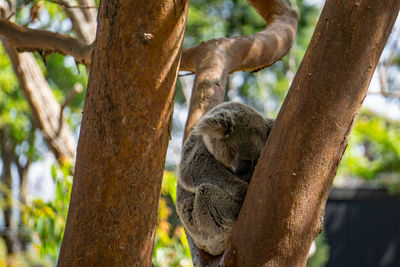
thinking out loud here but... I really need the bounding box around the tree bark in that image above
[0,19,92,65]
[57,0,189,265]
[3,43,77,162]
[222,0,400,266]
[61,0,97,44]
[181,0,298,140]
[0,128,22,254]
[180,0,298,265]
[1,1,77,162]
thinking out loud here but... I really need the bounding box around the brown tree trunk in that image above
[57,0,189,266]
[222,0,400,266]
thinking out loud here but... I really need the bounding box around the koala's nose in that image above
[236,160,253,177]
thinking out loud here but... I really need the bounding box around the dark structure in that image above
[325,187,400,267]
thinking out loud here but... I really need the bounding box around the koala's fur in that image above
[176,102,274,255]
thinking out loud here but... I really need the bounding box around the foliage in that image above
[153,171,192,267]
[0,45,34,149]
[338,110,400,194]
[185,0,320,116]
[0,0,399,266]
[306,231,330,267]
[22,163,72,263]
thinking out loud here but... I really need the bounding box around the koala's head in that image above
[193,102,273,182]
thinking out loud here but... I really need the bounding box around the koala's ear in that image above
[193,110,235,138]
[264,118,274,128]
[264,118,274,136]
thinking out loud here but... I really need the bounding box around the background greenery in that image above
[0,0,399,266]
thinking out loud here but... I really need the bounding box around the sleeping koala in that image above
[176,102,274,256]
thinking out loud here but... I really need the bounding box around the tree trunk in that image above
[1,1,77,163]
[0,128,22,254]
[3,42,76,162]
[222,0,400,266]
[57,0,189,266]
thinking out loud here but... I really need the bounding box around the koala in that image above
[176,102,274,256]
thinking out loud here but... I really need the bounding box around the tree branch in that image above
[180,0,298,265]
[375,31,400,98]
[0,0,16,18]
[0,1,76,163]
[181,0,298,140]
[60,83,83,129]
[46,0,96,9]
[0,19,92,65]
[60,0,97,44]
[3,41,77,162]
[222,0,400,266]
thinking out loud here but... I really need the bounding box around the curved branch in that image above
[181,0,298,140]
[0,19,92,65]
[3,42,77,162]
[181,6,297,73]
[180,0,298,265]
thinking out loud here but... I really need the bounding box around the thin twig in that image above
[6,1,32,20]
[178,71,195,77]
[384,30,400,70]
[59,83,84,134]
[376,31,400,98]
[368,90,400,98]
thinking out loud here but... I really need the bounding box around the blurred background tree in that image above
[0,0,399,266]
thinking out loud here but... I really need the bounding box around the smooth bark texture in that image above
[222,0,400,266]
[57,0,189,265]
[182,0,298,140]
[181,0,297,265]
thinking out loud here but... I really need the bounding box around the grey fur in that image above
[176,102,274,255]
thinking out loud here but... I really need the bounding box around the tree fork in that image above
[181,0,298,264]
[58,0,189,265]
[223,0,400,266]
[182,0,298,140]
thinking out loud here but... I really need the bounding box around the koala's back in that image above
[176,134,245,255]
[176,102,274,256]
[178,134,238,192]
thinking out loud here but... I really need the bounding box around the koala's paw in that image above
[194,184,242,232]
[189,183,244,255]
[223,179,249,202]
